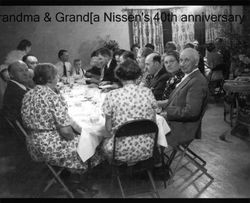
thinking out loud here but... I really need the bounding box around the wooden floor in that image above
[0,98,250,198]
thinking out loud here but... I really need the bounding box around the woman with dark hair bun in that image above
[101,59,159,162]
[21,63,103,192]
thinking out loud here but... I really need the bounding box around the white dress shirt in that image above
[10,80,27,91]
[54,61,72,78]
[176,68,199,88]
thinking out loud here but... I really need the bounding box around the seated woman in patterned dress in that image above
[21,63,103,190]
[157,51,184,114]
[101,59,159,163]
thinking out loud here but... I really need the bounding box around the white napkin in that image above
[156,114,170,147]
[77,128,100,162]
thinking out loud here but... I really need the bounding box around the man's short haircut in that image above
[22,54,36,63]
[17,39,32,51]
[73,59,81,64]
[96,47,111,58]
[165,41,177,51]
[114,49,126,57]
[58,49,68,59]
[115,59,142,81]
[181,48,199,66]
[206,43,216,52]
[130,43,140,51]
[7,60,25,75]
[121,51,135,61]
[152,54,161,63]
[91,50,98,57]
[141,47,154,58]
[184,42,195,49]
[145,43,155,51]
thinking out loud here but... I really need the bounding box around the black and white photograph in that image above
[0,5,250,198]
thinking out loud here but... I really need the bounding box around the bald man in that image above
[22,54,38,88]
[164,48,208,147]
[144,53,169,100]
[2,60,30,123]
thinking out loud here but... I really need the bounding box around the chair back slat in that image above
[115,119,158,138]
[112,119,158,163]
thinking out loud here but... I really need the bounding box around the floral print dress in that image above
[21,85,102,172]
[102,84,158,163]
[161,69,184,100]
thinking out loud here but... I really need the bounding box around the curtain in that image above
[205,6,231,43]
[128,9,164,54]
[169,7,195,52]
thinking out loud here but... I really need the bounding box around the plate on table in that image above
[98,84,113,89]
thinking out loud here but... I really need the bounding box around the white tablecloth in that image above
[62,83,170,162]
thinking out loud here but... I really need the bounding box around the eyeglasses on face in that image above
[180,58,191,64]
[164,59,177,64]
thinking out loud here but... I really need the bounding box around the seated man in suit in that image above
[85,49,102,85]
[54,49,73,83]
[2,60,30,124]
[0,64,10,109]
[144,53,169,100]
[164,48,208,147]
[96,47,121,90]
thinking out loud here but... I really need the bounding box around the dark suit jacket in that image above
[86,66,101,77]
[149,68,170,100]
[165,70,208,147]
[102,59,119,83]
[2,80,28,123]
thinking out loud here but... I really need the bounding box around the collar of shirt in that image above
[57,61,71,67]
[107,59,112,68]
[176,68,199,88]
[10,80,27,91]
[154,67,162,78]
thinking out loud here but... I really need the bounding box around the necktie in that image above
[63,63,67,77]
[100,66,106,81]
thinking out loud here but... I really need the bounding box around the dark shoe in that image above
[62,172,81,184]
[60,169,71,179]
[153,167,170,181]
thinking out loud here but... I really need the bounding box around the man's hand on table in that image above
[99,81,111,86]
[88,83,99,88]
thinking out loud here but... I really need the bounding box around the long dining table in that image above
[60,80,171,162]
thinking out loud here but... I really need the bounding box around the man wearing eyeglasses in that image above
[164,48,209,147]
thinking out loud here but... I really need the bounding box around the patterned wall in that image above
[169,7,195,52]
[129,9,164,54]
[205,6,231,43]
